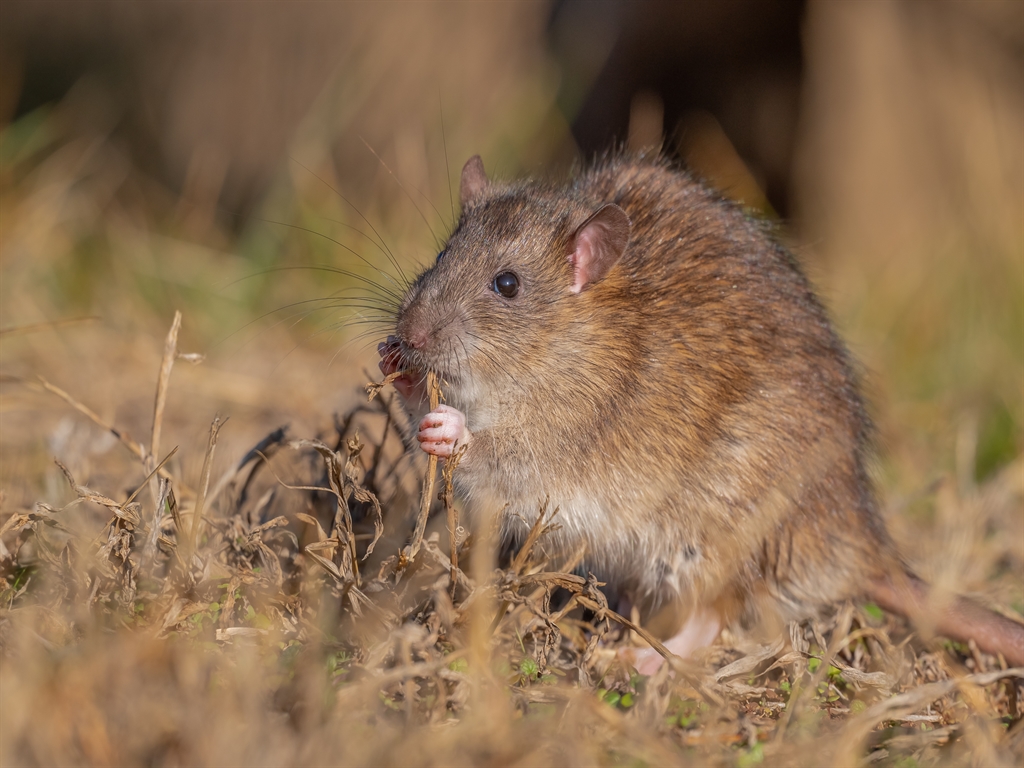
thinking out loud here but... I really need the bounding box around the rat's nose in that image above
[405,330,428,349]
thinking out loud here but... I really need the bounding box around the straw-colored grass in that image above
[2,4,1022,765]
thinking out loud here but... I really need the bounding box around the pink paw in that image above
[417,405,470,458]
[620,607,721,675]
[621,647,666,676]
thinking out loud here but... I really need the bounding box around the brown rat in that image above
[378,154,1024,669]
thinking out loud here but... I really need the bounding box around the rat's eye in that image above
[492,271,519,298]
[436,250,445,263]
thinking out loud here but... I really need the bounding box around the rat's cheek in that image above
[417,405,471,458]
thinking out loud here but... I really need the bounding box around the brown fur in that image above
[392,154,1024,665]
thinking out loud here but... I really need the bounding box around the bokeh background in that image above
[1,1,1021,764]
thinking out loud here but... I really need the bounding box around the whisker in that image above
[209,295,375,353]
[310,316,390,344]
[288,155,408,284]
[360,136,446,240]
[274,305,387,375]
[242,221,406,299]
[220,265,401,308]
[439,92,455,224]
[464,329,526,394]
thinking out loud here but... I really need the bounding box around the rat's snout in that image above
[395,281,433,351]
[394,310,431,352]
[394,292,472,383]
[404,328,428,349]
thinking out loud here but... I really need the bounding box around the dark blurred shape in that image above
[3,0,807,223]
[0,1,559,232]
[0,1,356,223]
[550,0,805,215]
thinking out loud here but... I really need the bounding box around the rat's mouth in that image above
[391,339,461,389]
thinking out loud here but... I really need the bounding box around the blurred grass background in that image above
[0,1,1021,765]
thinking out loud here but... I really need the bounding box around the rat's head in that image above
[394,156,631,403]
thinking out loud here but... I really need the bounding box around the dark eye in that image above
[492,271,519,298]
[436,250,445,263]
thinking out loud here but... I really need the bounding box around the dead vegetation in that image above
[2,5,1023,762]
[1,305,1022,767]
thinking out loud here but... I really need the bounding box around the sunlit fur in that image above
[392,154,903,632]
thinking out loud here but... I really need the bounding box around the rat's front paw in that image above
[417,405,470,458]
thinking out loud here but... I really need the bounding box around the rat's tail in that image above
[868,571,1024,667]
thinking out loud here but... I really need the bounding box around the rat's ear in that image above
[567,204,631,293]
[460,155,488,209]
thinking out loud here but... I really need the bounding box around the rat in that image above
[377,153,1024,671]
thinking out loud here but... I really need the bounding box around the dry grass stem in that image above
[0,316,101,336]
[442,443,466,597]
[409,370,441,559]
[185,416,227,573]
[3,28,1021,760]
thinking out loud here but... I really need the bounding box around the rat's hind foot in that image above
[417,405,470,458]
[622,606,721,675]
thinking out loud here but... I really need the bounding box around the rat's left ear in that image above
[567,204,631,293]
[460,155,488,209]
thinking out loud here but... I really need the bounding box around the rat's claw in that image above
[417,404,470,458]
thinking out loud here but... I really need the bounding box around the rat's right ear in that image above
[460,155,488,209]
[567,204,631,293]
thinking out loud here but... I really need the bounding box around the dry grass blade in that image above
[37,377,146,462]
[366,369,413,401]
[125,447,179,510]
[835,668,1024,766]
[292,439,361,583]
[490,503,560,632]
[30,375,187,493]
[344,438,385,560]
[442,443,466,597]
[143,477,172,561]
[54,459,134,519]
[185,417,227,573]
[409,370,441,558]
[0,316,100,336]
[510,502,560,575]
[148,311,181,489]
[714,636,787,682]
[775,602,856,740]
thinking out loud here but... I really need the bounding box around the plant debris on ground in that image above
[1,312,1022,767]
[2,49,1022,765]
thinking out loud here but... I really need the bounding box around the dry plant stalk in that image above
[0,315,100,336]
[184,416,227,577]
[3,294,1022,768]
[441,443,467,597]
[410,371,441,558]
[365,369,410,401]
[366,367,447,561]
[31,375,188,494]
[150,310,181,470]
